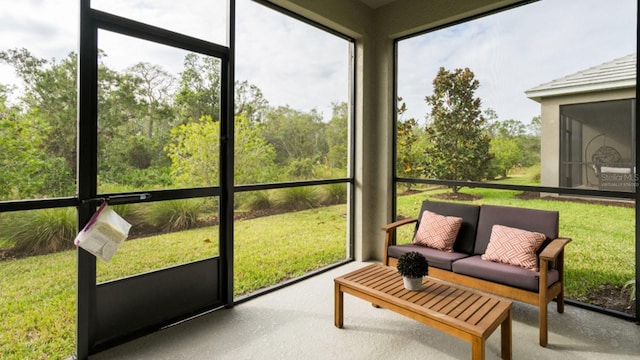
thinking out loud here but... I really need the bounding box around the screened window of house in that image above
[561,99,636,191]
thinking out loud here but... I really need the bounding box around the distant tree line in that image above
[0,48,349,200]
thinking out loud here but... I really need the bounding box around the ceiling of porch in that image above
[358,0,398,9]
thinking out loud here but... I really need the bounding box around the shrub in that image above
[0,207,77,255]
[527,164,541,183]
[144,199,204,232]
[276,186,318,211]
[320,183,347,205]
[285,158,315,179]
[244,191,273,211]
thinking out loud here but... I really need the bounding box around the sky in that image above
[0,0,349,121]
[398,0,637,125]
[0,0,636,124]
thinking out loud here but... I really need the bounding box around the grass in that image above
[0,251,76,359]
[1,204,347,360]
[1,177,636,358]
[395,181,636,302]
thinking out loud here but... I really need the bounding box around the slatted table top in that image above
[334,263,512,339]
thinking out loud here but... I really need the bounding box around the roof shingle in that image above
[525,53,636,101]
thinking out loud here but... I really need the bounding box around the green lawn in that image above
[0,205,348,360]
[395,183,636,302]
[0,184,636,359]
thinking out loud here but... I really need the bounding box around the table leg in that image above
[334,282,343,328]
[471,337,485,360]
[501,307,512,359]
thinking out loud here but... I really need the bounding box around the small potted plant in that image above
[397,251,429,290]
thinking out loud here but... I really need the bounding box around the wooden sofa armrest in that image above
[539,237,572,262]
[380,218,417,233]
[381,218,417,265]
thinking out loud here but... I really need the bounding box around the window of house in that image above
[561,99,636,191]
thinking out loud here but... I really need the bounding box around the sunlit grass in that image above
[0,251,76,359]
[395,184,636,302]
[1,179,637,359]
[234,205,347,295]
[1,205,347,359]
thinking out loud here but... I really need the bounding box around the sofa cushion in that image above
[474,205,558,255]
[412,210,462,252]
[417,201,480,254]
[482,225,547,271]
[452,255,560,292]
[388,244,470,271]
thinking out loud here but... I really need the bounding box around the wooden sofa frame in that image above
[382,215,571,347]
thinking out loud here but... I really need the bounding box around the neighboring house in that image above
[526,53,636,192]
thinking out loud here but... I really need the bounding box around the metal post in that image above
[635,59,639,326]
[219,0,236,308]
[76,0,99,358]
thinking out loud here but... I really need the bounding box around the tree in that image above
[235,80,269,124]
[325,101,349,169]
[488,137,521,179]
[166,116,220,187]
[0,49,76,196]
[396,97,425,185]
[176,54,221,123]
[234,114,277,184]
[423,67,492,192]
[522,116,541,166]
[166,115,276,187]
[0,85,72,199]
[261,106,327,167]
[528,115,541,137]
[96,58,176,187]
[487,117,541,178]
[0,49,77,179]
[125,62,177,138]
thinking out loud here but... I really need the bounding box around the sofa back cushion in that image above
[412,210,463,252]
[416,201,480,254]
[474,205,559,255]
[481,225,547,271]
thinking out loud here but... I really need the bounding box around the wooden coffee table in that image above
[334,264,512,360]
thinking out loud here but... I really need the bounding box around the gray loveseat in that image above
[382,200,571,347]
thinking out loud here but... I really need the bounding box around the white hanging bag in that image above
[74,202,132,262]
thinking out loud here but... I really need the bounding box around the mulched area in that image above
[430,192,482,201]
[516,191,635,208]
[586,284,636,316]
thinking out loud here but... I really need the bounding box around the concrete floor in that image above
[92,261,640,360]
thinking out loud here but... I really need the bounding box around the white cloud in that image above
[397,0,636,125]
[0,0,634,124]
[235,0,350,120]
[91,0,228,46]
[0,0,349,120]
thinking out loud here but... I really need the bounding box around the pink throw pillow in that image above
[482,224,547,271]
[412,210,463,252]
